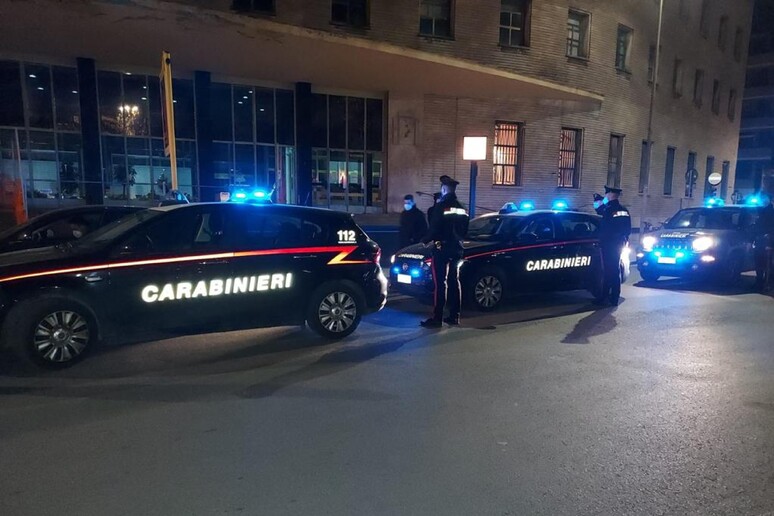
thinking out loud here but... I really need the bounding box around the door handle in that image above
[84,272,104,283]
[199,259,229,265]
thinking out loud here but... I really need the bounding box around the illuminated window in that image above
[332,0,368,27]
[558,128,581,189]
[607,134,624,188]
[493,121,523,186]
[500,0,531,48]
[615,25,633,72]
[567,9,590,58]
[420,0,452,38]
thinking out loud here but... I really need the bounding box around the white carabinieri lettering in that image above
[526,256,592,272]
[141,273,294,303]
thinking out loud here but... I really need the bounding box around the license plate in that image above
[397,274,412,284]
[657,257,677,264]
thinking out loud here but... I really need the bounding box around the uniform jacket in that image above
[422,193,470,251]
[597,199,631,246]
[399,206,428,248]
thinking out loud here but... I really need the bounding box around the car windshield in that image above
[74,208,162,246]
[664,208,742,230]
[466,215,507,241]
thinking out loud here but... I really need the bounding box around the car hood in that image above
[653,228,738,240]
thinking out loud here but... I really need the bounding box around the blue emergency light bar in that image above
[519,201,536,211]
[551,200,569,211]
[745,194,768,206]
[233,192,247,200]
[253,190,267,198]
[705,197,725,207]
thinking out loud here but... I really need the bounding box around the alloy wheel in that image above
[318,292,358,333]
[33,311,90,363]
[474,276,503,308]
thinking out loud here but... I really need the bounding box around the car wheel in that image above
[6,296,97,368]
[470,270,504,312]
[640,269,660,283]
[306,282,363,339]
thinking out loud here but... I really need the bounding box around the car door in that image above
[224,205,321,328]
[508,215,566,292]
[104,205,234,334]
[556,213,603,290]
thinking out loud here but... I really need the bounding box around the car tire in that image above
[640,269,660,283]
[306,281,364,339]
[4,295,98,369]
[468,268,505,312]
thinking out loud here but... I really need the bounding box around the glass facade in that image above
[0,58,385,215]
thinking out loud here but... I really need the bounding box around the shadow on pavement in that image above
[561,305,619,345]
[632,274,758,296]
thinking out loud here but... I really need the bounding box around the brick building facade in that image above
[0,0,753,225]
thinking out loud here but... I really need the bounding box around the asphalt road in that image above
[1,272,772,516]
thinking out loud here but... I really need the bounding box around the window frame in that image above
[419,0,454,39]
[615,25,633,73]
[607,133,624,188]
[499,0,532,48]
[492,120,524,187]
[664,146,676,196]
[718,15,729,51]
[558,127,582,189]
[699,0,709,38]
[672,58,684,98]
[566,9,591,59]
[693,69,705,108]
[331,0,369,28]
[734,27,745,62]
[712,79,721,115]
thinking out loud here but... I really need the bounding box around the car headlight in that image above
[390,254,395,264]
[692,236,714,252]
[642,235,657,252]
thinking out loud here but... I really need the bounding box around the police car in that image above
[0,203,386,367]
[390,201,631,311]
[637,197,766,284]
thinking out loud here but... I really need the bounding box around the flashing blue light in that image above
[253,190,267,198]
[746,194,768,206]
[552,200,569,211]
[676,251,685,259]
[391,266,400,275]
[234,192,247,200]
[410,268,421,278]
[519,201,536,211]
[654,251,662,257]
[705,197,724,207]
[500,202,519,213]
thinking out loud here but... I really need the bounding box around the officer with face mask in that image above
[594,185,631,306]
[398,194,428,249]
[421,175,469,327]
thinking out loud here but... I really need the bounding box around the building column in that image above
[76,58,103,205]
[295,82,313,206]
[194,70,215,202]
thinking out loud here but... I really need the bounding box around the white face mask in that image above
[404,203,413,211]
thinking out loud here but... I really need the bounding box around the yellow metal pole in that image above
[160,51,178,191]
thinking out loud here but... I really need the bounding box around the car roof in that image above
[492,210,597,218]
[150,202,354,218]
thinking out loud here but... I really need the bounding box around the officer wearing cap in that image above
[421,175,469,327]
[594,185,631,306]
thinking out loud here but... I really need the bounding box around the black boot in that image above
[443,316,460,326]
[420,318,442,328]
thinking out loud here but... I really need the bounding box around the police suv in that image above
[0,203,387,367]
[390,201,631,311]
[637,198,765,284]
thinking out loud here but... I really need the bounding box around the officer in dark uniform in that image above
[421,175,470,327]
[594,185,631,306]
[754,195,774,292]
[426,192,442,224]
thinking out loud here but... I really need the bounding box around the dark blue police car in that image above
[637,198,766,284]
[390,201,631,311]
[0,203,386,367]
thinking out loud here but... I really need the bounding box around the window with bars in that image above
[499,0,531,47]
[231,0,275,13]
[567,9,590,58]
[332,0,368,27]
[558,128,581,188]
[693,69,705,107]
[728,89,737,121]
[420,0,453,38]
[607,134,624,188]
[615,25,633,72]
[493,121,522,186]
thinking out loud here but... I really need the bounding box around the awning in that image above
[0,0,603,103]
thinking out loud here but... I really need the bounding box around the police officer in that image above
[594,185,631,306]
[421,175,469,328]
[754,195,774,292]
[426,192,442,224]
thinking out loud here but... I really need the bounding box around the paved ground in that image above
[0,272,772,515]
